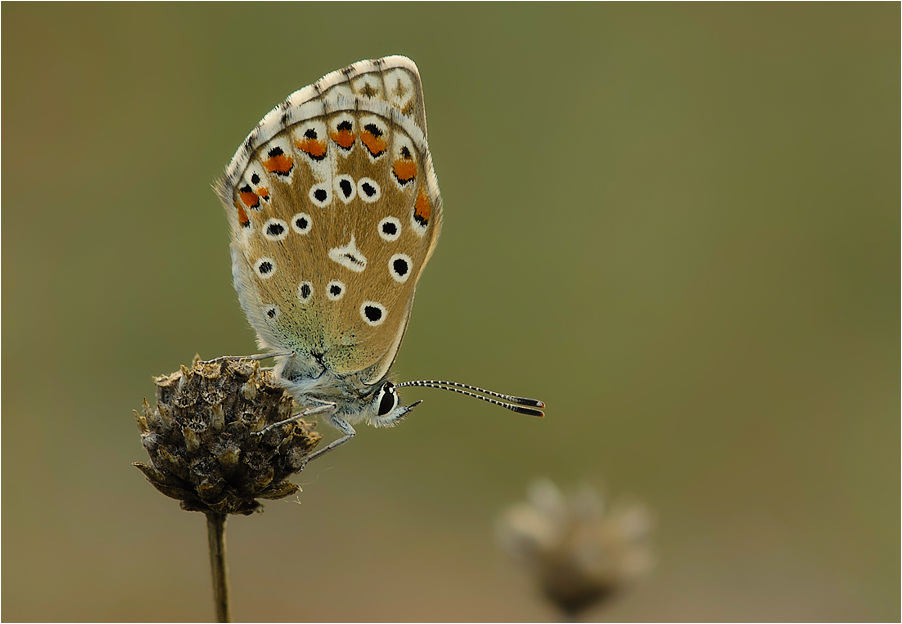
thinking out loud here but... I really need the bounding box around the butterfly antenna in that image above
[395,380,545,417]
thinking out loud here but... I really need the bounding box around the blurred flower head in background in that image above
[496,478,654,618]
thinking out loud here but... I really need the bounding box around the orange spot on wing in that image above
[392,159,417,182]
[257,186,269,199]
[295,138,327,159]
[239,189,260,209]
[330,129,356,149]
[235,202,250,227]
[360,130,387,156]
[414,190,431,225]
[263,153,294,174]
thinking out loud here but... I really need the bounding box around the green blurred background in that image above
[3,3,898,621]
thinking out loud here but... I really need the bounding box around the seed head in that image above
[134,357,322,515]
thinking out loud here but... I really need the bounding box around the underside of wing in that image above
[216,57,442,385]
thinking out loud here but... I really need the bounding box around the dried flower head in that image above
[134,357,322,515]
[496,478,654,617]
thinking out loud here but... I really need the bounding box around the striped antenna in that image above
[395,380,545,417]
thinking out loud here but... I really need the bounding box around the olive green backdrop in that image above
[3,3,898,621]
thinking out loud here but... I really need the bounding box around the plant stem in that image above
[206,512,231,622]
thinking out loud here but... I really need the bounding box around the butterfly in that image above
[214,55,543,459]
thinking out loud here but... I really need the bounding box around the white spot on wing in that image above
[309,183,332,207]
[262,218,289,241]
[359,115,388,136]
[327,84,354,100]
[291,212,312,234]
[334,174,357,203]
[255,257,276,279]
[326,279,345,301]
[378,216,402,241]
[360,300,387,326]
[328,235,368,272]
[352,75,383,99]
[297,281,313,302]
[384,68,415,111]
[388,253,413,283]
[357,177,381,203]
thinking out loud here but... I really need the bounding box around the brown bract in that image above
[134,357,321,515]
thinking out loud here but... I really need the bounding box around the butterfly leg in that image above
[251,404,335,437]
[307,414,356,461]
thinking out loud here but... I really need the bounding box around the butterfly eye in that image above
[376,383,398,416]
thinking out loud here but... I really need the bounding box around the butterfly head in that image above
[366,381,422,427]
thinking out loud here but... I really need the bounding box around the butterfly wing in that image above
[216,56,442,386]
